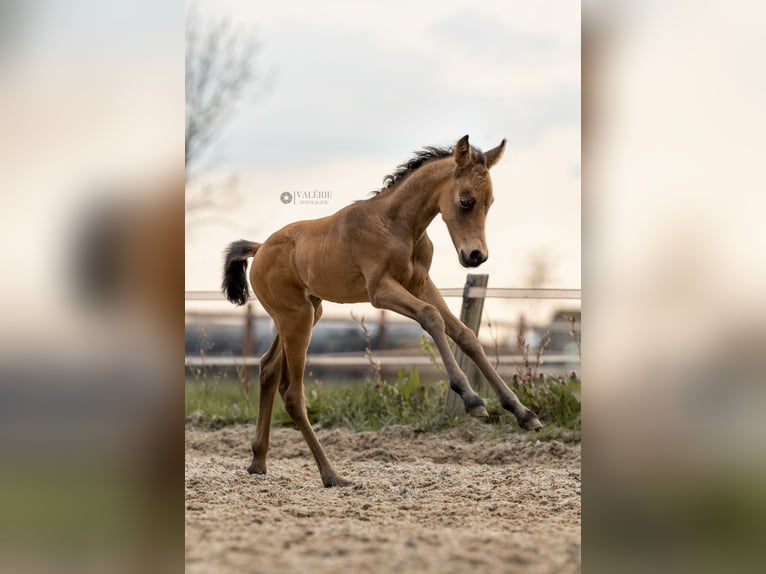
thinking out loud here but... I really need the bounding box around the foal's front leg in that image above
[421,280,542,431]
[369,277,488,417]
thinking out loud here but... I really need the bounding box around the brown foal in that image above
[222,135,542,487]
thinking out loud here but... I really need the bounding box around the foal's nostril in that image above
[468,250,486,266]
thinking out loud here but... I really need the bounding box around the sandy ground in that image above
[185,423,581,573]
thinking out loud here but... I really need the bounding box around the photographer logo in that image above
[280,190,333,206]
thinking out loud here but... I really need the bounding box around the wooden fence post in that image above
[445,274,489,413]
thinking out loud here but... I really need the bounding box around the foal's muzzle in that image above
[460,249,488,268]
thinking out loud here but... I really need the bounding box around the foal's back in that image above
[250,204,374,305]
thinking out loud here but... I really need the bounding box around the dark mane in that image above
[373,141,485,196]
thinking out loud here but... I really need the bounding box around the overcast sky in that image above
[185,0,580,322]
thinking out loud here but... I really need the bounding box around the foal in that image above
[222,135,542,487]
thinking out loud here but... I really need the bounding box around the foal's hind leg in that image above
[276,298,350,487]
[421,280,542,430]
[248,335,285,475]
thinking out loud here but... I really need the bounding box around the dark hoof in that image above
[247,462,267,475]
[465,397,488,418]
[519,413,543,431]
[466,404,489,418]
[322,475,352,488]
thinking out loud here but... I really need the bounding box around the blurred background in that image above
[184,0,581,302]
[0,1,184,573]
[1,0,765,572]
[584,1,766,572]
[183,0,581,387]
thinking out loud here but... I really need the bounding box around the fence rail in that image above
[185,288,582,301]
[186,277,581,406]
[186,277,580,385]
[185,354,579,368]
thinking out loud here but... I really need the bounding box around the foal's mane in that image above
[372,141,485,196]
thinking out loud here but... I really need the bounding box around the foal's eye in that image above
[459,197,474,211]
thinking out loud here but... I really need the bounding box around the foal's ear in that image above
[454,135,471,168]
[485,139,506,169]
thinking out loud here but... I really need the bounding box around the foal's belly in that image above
[301,264,370,304]
[309,275,370,304]
[310,261,428,304]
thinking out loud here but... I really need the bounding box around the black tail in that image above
[222,240,261,306]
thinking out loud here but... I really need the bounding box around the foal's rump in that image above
[222,240,261,306]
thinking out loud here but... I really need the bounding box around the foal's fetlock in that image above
[464,396,489,418]
[247,448,267,475]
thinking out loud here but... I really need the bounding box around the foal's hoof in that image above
[520,413,543,431]
[466,404,489,418]
[247,462,267,475]
[322,474,352,488]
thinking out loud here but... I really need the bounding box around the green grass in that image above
[185,377,263,427]
[185,367,581,441]
[489,372,582,428]
[300,367,457,432]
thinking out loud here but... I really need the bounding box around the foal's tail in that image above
[222,240,261,306]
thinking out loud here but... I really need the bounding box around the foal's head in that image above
[440,135,506,268]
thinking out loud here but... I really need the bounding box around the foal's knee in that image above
[282,389,304,418]
[417,305,445,334]
[454,326,483,355]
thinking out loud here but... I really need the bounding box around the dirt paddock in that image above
[185,423,581,573]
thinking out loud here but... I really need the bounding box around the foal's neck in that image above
[380,158,453,240]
